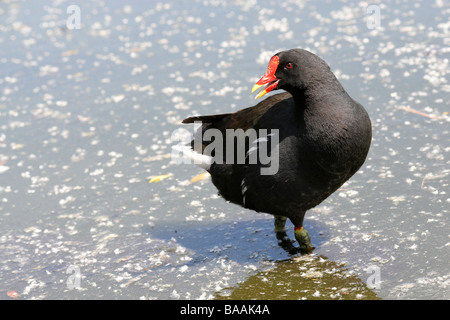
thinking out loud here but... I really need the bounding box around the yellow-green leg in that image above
[274,216,298,254]
[274,214,315,254]
[274,215,287,232]
[294,226,314,253]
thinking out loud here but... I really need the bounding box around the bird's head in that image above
[252,49,330,99]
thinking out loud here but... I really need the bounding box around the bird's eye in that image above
[285,62,293,69]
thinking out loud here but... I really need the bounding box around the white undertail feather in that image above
[172,145,212,171]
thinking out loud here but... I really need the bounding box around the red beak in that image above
[251,55,280,99]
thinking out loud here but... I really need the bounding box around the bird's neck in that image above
[290,77,346,111]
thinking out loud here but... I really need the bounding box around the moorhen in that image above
[178,48,372,254]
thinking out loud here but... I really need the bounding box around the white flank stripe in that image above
[240,178,247,205]
[253,137,268,144]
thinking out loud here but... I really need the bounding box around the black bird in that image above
[178,48,372,254]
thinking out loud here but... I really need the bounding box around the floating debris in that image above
[148,174,171,183]
[400,106,435,119]
[7,290,19,299]
[190,172,210,183]
[0,166,9,174]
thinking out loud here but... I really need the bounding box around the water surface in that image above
[0,0,448,299]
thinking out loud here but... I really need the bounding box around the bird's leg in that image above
[274,215,289,242]
[274,215,287,233]
[290,212,315,254]
[294,226,314,254]
[274,216,298,254]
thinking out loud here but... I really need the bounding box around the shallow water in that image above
[0,0,448,300]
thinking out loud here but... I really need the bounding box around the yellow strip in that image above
[148,174,170,183]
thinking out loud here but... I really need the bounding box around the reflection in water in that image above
[216,255,380,300]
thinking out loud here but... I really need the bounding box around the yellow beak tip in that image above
[251,84,262,93]
[255,90,267,99]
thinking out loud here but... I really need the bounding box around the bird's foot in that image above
[274,216,298,254]
[275,230,298,255]
[294,226,315,254]
[274,216,314,255]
